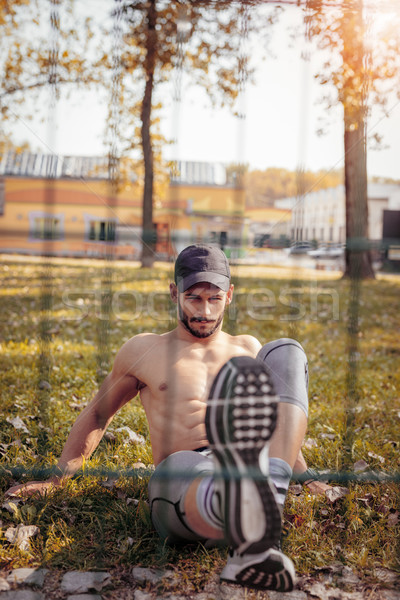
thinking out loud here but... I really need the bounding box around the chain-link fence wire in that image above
[36,0,60,455]
[2,0,398,537]
[96,0,124,383]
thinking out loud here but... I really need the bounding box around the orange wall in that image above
[0,177,245,257]
[168,183,245,215]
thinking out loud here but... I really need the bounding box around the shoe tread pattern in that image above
[206,356,281,553]
[221,549,295,592]
[227,563,294,592]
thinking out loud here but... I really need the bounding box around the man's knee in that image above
[257,338,309,417]
[258,337,306,360]
[148,451,213,544]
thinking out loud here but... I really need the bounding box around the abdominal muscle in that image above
[143,395,209,465]
[135,332,259,465]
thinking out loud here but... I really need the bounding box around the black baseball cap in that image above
[174,244,231,292]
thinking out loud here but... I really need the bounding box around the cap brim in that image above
[177,272,230,292]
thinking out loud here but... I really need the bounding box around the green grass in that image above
[0,256,399,589]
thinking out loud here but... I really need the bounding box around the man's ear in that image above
[226,283,234,305]
[170,282,178,304]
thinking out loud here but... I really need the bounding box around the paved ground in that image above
[1,566,400,600]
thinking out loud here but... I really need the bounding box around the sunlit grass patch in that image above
[0,257,399,582]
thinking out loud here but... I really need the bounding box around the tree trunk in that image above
[140,0,157,268]
[342,0,374,280]
[342,113,375,279]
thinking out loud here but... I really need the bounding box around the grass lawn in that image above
[0,256,399,591]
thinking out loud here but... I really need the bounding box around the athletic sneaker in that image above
[221,547,296,592]
[205,355,281,555]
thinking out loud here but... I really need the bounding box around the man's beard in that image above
[178,304,226,338]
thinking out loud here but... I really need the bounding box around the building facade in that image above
[276,183,400,244]
[0,153,246,260]
[244,207,291,247]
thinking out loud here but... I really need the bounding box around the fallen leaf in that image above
[286,513,306,527]
[69,402,86,410]
[2,500,22,515]
[306,480,333,496]
[352,516,364,528]
[289,484,303,496]
[368,451,385,464]
[387,511,399,527]
[357,493,373,507]
[353,459,369,472]
[0,443,10,456]
[5,524,39,551]
[38,380,51,390]
[325,486,349,503]
[132,461,146,469]
[6,417,29,434]
[126,498,139,506]
[100,477,118,489]
[303,438,318,450]
[115,427,145,445]
[119,537,134,552]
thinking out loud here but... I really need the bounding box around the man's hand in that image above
[5,480,60,498]
[294,452,333,496]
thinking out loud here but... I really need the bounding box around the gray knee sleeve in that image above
[257,338,309,417]
[148,451,213,543]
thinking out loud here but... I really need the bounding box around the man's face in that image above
[176,282,232,339]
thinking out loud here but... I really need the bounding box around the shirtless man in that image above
[6,244,315,592]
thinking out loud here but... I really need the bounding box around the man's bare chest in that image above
[138,347,221,400]
[135,342,250,402]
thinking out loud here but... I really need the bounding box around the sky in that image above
[13,1,400,180]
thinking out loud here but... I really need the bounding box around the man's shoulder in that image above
[119,331,169,355]
[224,332,262,357]
[122,331,162,346]
[113,332,169,373]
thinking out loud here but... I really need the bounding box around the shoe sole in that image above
[221,547,296,592]
[205,356,281,554]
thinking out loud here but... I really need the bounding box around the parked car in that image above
[288,242,314,255]
[254,234,289,249]
[308,245,344,259]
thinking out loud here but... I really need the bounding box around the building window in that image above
[87,220,116,242]
[219,231,227,249]
[33,217,62,240]
[209,231,228,248]
[29,211,64,241]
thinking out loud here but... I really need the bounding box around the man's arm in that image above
[55,366,138,477]
[5,347,140,497]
